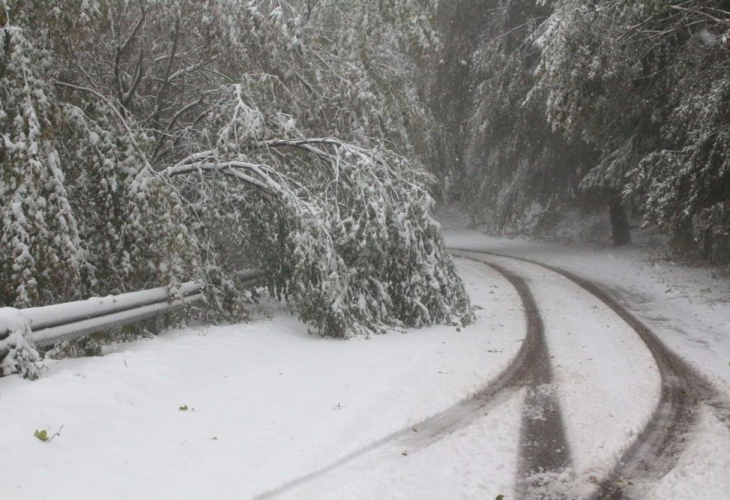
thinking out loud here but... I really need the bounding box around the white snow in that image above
[463,252,661,494]
[0,307,32,335]
[646,404,730,499]
[5,229,727,499]
[0,259,525,500]
[277,391,525,500]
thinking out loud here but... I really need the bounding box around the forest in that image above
[434,0,730,261]
[1,0,729,366]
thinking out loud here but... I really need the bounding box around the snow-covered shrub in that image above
[57,99,203,295]
[0,21,201,308]
[45,336,103,361]
[0,308,41,379]
[626,36,730,261]
[532,0,730,255]
[431,0,596,233]
[271,144,471,338]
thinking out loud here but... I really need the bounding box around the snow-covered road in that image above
[447,236,730,500]
[271,248,729,499]
[452,251,661,498]
[2,240,730,499]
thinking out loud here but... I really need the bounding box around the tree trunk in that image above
[609,197,632,247]
[672,217,696,256]
[702,227,714,262]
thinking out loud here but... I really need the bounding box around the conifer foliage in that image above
[0,24,84,308]
[432,0,730,260]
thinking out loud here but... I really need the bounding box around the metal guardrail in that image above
[0,270,266,349]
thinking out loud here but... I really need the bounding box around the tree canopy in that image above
[432,0,730,260]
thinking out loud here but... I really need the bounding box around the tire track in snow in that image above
[451,248,722,500]
[459,257,572,498]
[256,258,571,499]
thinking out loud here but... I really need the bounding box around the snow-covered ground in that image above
[0,259,525,500]
[647,404,730,499]
[275,391,525,499]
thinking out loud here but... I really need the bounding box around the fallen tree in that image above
[162,89,472,337]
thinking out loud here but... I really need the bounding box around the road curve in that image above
[458,258,572,498]
[256,257,569,499]
[451,248,721,500]
[260,248,724,499]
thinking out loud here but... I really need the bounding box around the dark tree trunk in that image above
[609,197,632,247]
[702,227,714,261]
[672,217,696,256]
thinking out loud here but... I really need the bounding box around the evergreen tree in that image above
[0,24,84,307]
